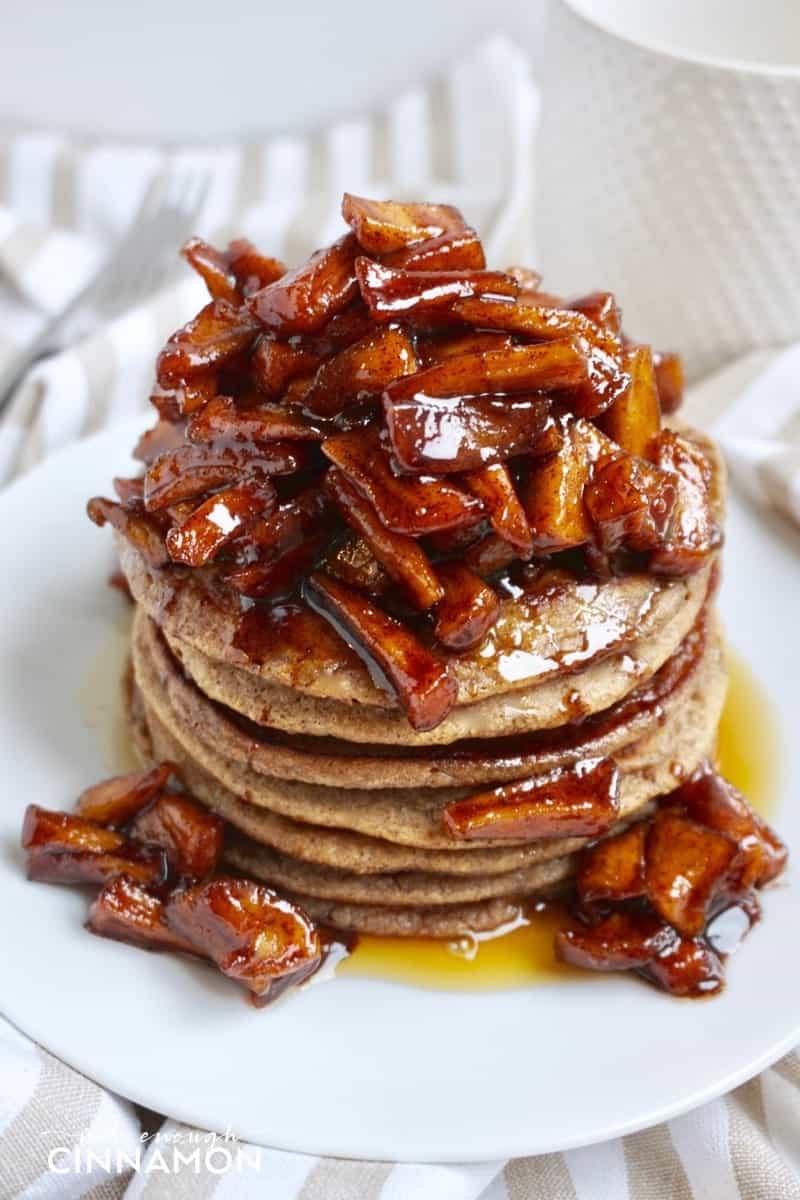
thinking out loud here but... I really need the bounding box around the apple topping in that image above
[443,756,620,840]
[556,764,788,996]
[324,468,443,609]
[23,767,324,1008]
[304,571,457,730]
[248,234,360,335]
[75,763,176,826]
[88,191,718,731]
[129,792,225,879]
[87,876,205,956]
[433,562,501,652]
[22,806,168,887]
[321,425,483,535]
[165,878,321,1004]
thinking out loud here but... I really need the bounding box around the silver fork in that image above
[0,168,210,412]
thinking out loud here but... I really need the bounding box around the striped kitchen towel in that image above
[2,1009,798,1199]
[0,31,798,1200]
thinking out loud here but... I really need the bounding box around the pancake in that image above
[223,834,577,906]
[276,893,531,939]
[113,426,725,720]
[129,692,596,875]
[131,613,726,852]
[119,534,711,713]
[162,563,713,747]
[145,606,714,789]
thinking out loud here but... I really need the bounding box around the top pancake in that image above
[115,426,724,721]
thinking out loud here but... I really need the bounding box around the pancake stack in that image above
[91,194,729,939]
[120,500,725,937]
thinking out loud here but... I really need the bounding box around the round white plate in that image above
[0,417,798,1163]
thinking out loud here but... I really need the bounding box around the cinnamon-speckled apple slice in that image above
[322,425,482,535]
[75,763,176,826]
[324,468,442,609]
[304,571,457,731]
[248,234,359,336]
[443,756,619,840]
[433,562,500,652]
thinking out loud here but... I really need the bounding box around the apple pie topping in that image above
[555,762,788,997]
[23,760,785,1003]
[21,764,320,1007]
[88,193,713,730]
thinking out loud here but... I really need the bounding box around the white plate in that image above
[0,417,798,1163]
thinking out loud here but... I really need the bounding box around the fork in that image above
[0,168,210,413]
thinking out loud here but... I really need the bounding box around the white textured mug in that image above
[536,0,800,378]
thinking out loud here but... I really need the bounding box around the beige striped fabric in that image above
[0,32,798,1200]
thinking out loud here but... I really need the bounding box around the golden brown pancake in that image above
[142,606,715,789]
[130,610,725,853]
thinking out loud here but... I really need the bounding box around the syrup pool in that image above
[338,647,779,990]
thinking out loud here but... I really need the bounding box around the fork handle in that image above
[0,316,69,415]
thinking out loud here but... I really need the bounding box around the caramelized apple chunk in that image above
[556,910,676,971]
[649,430,722,575]
[165,484,269,567]
[385,340,585,406]
[463,530,518,577]
[433,562,500,651]
[22,806,168,887]
[644,808,741,937]
[584,455,677,554]
[356,259,518,322]
[523,419,616,552]
[165,877,321,1003]
[419,331,515,366]
[322,425,482,535]
[75,763,176,826]
[385,390,551,475]
[226,239,285,296]
[342,193,469,254]
[652,350,684,414]
[302,326,417,416]
[251,336,323,399]
[443,757,619,841]
[248,234,359,335]
[181,237,239,304]
[461,463,533,555]
[87,876,204,955]
[645,935,725,997]
[577,821,647,903]
[133,420,187,465]
[304,571,457,731]
[386,229,486,271]
[599,345,661,458]
[669,764,788,889]
[150,372,218,419]
[223,490,328,599]
[157,300,260,385]
[568,291,622,335]
[143,442,292,511]
[324,468,443,609]
[129,792,224,879]
[186,393,322,444]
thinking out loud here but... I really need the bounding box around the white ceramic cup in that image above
[536,0,800,378]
